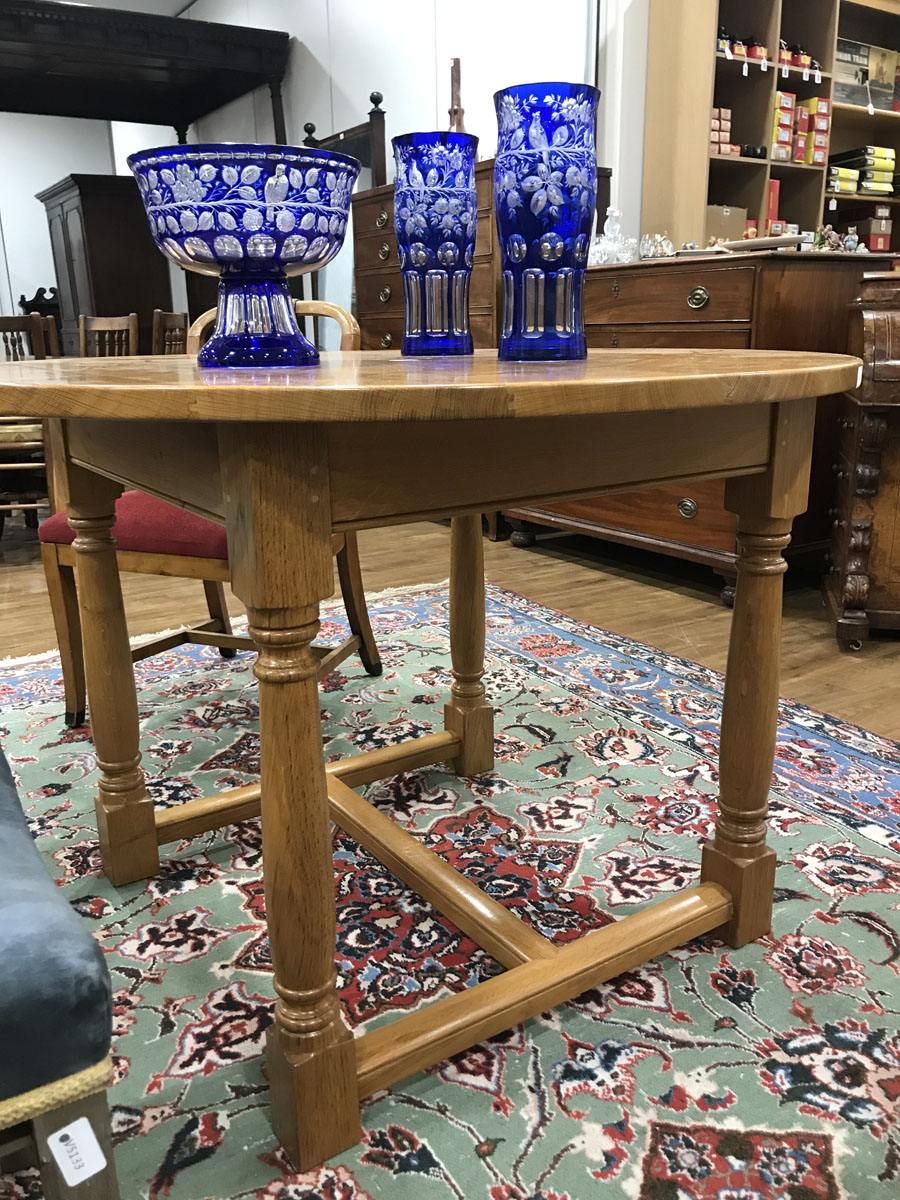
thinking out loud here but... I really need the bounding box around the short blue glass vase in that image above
[128,143,360,367]
[392,132,479,356]
[494,82,599,361]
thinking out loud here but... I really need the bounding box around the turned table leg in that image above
[444,513,495,776]
[701,517,790,946]
[702,398,816,947]
[218,423,358,1168]
[67,468,157,886]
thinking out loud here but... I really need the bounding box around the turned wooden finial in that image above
[369,91,383,111]
[448,58,466,133]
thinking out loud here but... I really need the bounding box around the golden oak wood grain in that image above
[0,349,861,423]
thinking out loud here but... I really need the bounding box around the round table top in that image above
[0,348,861,424]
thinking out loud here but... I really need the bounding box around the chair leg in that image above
[203,579,237,659]
[41,544,86,727]
[31,1090,120,1200]
[336,531,381,676]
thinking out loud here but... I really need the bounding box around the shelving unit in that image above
[644,0,900,248]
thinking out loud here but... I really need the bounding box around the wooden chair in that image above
[151,309,188,355]
[41,301,381,727]
[0,315,58,539]
[78,313,138,357]
[303,91,387,188]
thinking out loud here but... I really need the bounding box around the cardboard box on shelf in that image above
[795,109,810,134]
[711,107,720,119]
[773,107,794,129]
[767,178,780,222]
[792,134,808,162]
[805,146,828,166]
[711,118,720,131]
[786,223,800,235]
[828,179,858,193]
[864,232,892,251]
[773,126,792,146]
[811,114,831,132]
[775,90,795,110]
[803,96,831,116]
[810,131,829,150]
[706,204,749,241]
[767,219,786,236]
[719,107,731,121]
[771,143,791,161]
[720,120,731,137]
[856,217,893,236]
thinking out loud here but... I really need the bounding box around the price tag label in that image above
[761,58,768,72]
[743,61,749,77]
[829,199,838,211]
[46,1118,107,1188]
[868,102,876,115]
[803,67,810,81]
[782,66,789,79]
[724,45,733,60]
[814,69,822,84]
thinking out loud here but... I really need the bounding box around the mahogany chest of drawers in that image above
[504,252,893,598]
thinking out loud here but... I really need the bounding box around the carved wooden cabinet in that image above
[502,251,893,599]
[351,161,611,352]
[825,273,900,648]
[37,175,171,356]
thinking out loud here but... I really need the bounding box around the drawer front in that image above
[470,261,496,309]
[474,211,492,257]
[476,171,493,210]
[357,271,402,315]
[360,317,404,351]
[353,194,393,236]
[586,326,751,350]
[361,314,495,351]
[585,265,755,324]
[537,479,737,553]
[356,233,397,272]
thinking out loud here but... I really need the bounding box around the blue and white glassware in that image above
[128,143,360,367]
[392,132,478,356]
[494,83,599,361]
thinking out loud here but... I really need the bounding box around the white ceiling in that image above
[60,1,192,16]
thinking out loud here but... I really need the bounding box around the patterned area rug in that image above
[2,582,899,1200]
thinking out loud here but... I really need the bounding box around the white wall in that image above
[179,0,605,344]
[0,114,115,314]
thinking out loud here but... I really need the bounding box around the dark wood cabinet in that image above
[504,251,893,596]
[825,272,900,648]
[36,175,171,355]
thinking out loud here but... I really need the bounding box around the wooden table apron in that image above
[0,349,861,1169]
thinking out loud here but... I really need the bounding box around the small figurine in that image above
[826,225,842,251]
[742,224,758,240]
[857,241,870,254]
[812,224,828,251]
[844,226,859,252]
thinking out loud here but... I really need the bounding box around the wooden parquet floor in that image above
[2,513,899,740]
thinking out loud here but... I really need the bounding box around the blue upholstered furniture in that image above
[0,749,120,1198]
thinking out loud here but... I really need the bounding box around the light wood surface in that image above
[0,348,858,1170]
[0,349,861,423]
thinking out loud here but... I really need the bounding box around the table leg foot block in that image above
[95,795,159,886]
[444,701,495,776]
[701,842,776,948]
[267,1026,360,1172]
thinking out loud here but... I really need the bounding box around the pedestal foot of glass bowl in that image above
[198,274,320,368]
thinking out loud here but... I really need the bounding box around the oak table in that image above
[0,348,860,1169]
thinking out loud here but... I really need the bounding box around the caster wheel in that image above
[720,585,736,608]
[848,639,863,652]
[218,647,237,660]
[510,530,536,548]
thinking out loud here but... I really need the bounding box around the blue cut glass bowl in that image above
[494,82,599,361]
[128,143,361,367]
[392,131,478,356]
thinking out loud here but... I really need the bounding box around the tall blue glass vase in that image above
[392,132,479,356]
[494,83,599,361]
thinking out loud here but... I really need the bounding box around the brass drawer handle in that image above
[611,279,620,297]
[687,285,710,310]
[380,332,393,348]
[677,497,699,519]
[378,241,390,260]
[376,209,388,228]
[379,285,392,303]
[611,332,619,347]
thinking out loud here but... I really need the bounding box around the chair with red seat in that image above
[40,302,381,727]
